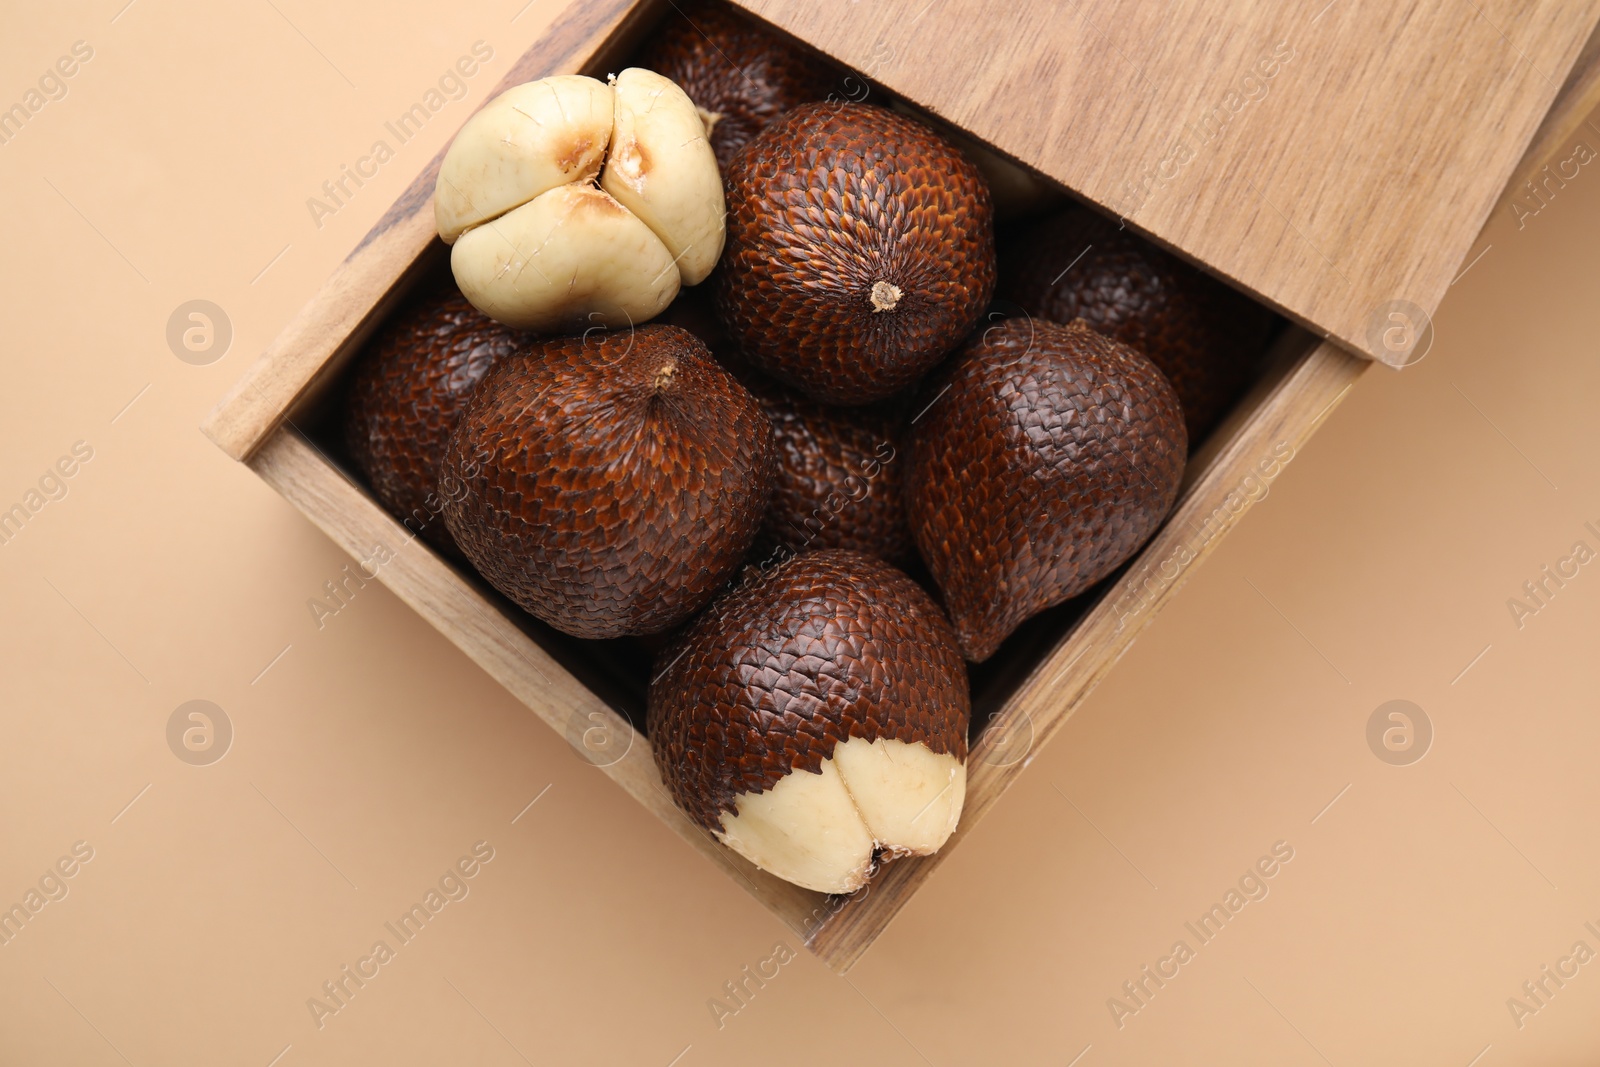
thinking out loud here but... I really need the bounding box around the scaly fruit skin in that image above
[648,548,968,833]
[716,102,996,405]
[749,378,911,563]
[439,325,773,639]
[906,318,1186,662]
[1000,206,1275,441]
[343,285,523,552]
[636,0,839,171]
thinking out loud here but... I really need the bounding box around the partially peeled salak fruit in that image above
[435,69,725,332]
[649,549,969,893]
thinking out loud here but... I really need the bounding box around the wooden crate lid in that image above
[737,0,1600,364]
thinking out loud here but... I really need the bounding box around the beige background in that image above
[3,2,1599,1064]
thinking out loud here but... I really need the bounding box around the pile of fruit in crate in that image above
[341,0,1273,893]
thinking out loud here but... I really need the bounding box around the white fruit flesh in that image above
[435,69,726,332]
[435,75,614,243]
[717,757,876,895]
[602,68,726,286]
[450,183,680,332]
[833,735,965,853]
[716,737,966,894]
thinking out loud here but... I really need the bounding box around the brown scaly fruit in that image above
[439,325,773,639]
[342,284,523,551]
[635,0,841,172]
[748,377,911,563]
[1000,205,1275,441]
[906,317,1186,662]
[716,102,996,405]
[649,549,969,893]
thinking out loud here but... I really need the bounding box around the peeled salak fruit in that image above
[436,69,724,332]
[439,325,773,639]
[906,317,1187,661]
[649,549,969,893]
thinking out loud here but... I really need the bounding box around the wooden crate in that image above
[202,0,1600,971]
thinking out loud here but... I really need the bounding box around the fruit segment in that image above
[434,75,614,243]
[449,183,681,333]
[831,737,966,858]
[602,68,725,286]
[720,738,966,894]
[717,755,876,894]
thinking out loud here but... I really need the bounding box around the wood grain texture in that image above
[1490,19,1600,223]
[735,0,1600,365]
[201,0,656,461]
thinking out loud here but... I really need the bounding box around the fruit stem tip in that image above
[653,359,678,391]
[870,280,903,313]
